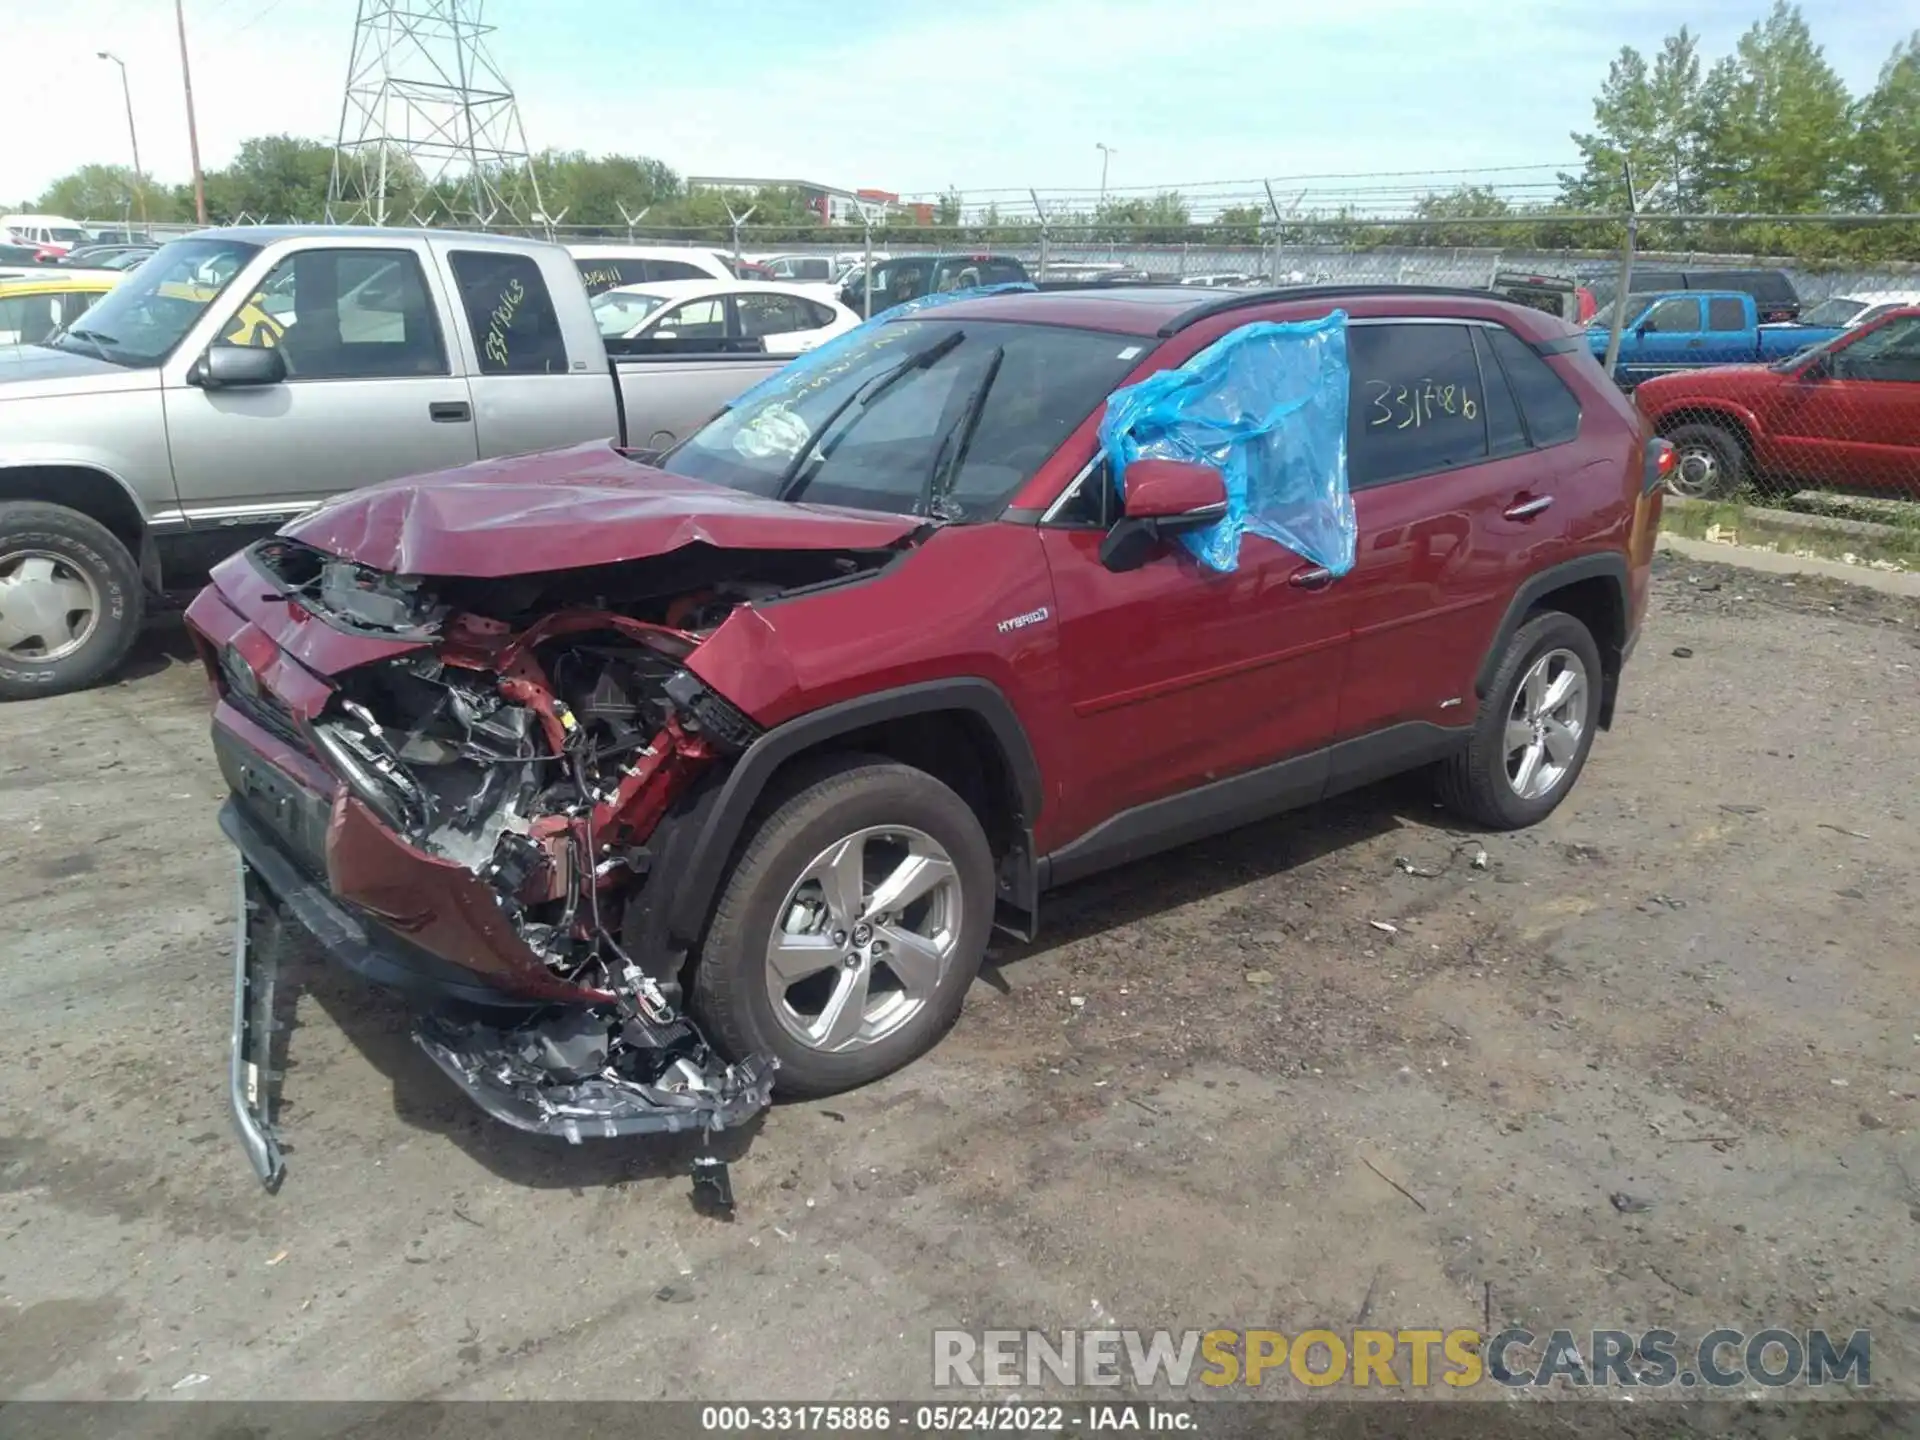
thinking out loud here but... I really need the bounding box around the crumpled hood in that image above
[283,439,925,577]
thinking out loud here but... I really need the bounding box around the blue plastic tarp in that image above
[716,281,1037,415]
[1097,311,1354,576]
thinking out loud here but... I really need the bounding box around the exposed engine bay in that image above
[226,537,898,1190]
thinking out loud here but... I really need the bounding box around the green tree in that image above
[201,135,336,222]
[935,188,963,227]
[35,164,174,223]
[1561,27,1707,212]
[529,149,681,226]
[1693,2,1852,213]
[1849,31,1920,213]
[1210,204,1265,245]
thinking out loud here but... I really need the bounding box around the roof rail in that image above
[1156,283,1510,337]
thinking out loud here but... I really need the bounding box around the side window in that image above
[736,293,809,338]
[978,259,1029,286]
[1832,316,1920,383]
[1470,328,1528,458]
[1485,326,1581,447]
[222,249,448,379]
[802,298,839,328]
[648,259,708,282]
[1347,323,1489,487]
[651,297,727,339]
[449,250,568,376]
[1707,297,1747,332]
[1642,298,1700,333]
[1046,457,1112,528]
[0,294,57,344]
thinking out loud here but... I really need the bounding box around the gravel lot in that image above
[3,553,1917,1411]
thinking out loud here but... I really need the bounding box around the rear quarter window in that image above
[449,250,569,375]
[1485,326,1581,447]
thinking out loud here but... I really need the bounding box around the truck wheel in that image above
[0,503,145,702]
[692,757,995,1098]
[1665,423,1745,499]
[1436,610,1603,831]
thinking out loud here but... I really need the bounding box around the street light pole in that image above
[1096,142,1115,207]
[96,52,148,227]
[174,0,208,224]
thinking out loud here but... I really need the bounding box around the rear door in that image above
[163,243,480,516]
[1626,296,1704,383]
[437,243,621,456]
[1699,295,1757,365]
[1334,319,1561,746]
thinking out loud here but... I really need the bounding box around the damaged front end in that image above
[204,535,897,1188]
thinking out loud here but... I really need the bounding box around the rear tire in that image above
[0,502,144,702]
[1436,610,1603,830]
[691,757,995,1098]
[1665,423,1745,500]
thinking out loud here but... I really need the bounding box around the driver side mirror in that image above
[1099,458,1230,573]
[190,343,287,389]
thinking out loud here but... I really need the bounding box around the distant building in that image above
[687,176,929,226]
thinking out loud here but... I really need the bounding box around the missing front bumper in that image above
[225,813,775,1192]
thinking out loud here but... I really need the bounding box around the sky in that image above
[6,0,1919,212]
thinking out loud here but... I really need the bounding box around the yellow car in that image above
[154,280,288,347]
[0,271,120,347]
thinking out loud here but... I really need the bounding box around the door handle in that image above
[1503,495,1554,521]
[1288,564,1334,590]
[429,401,471,423]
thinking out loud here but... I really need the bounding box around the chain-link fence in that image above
[77,210,1920,519]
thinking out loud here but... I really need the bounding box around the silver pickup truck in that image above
[0,225,788,700]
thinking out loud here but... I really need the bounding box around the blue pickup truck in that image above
[1589,290,1840,388]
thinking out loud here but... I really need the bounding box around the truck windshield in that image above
[1799,297,1864,328]
[42,237,260,368]
[657,317,1143,521]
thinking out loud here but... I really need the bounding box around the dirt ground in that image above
[2,553,1917,1411]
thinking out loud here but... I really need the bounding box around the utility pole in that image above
[1096,142,1115,208]
[97,52,148,227]
[174,0,208,224]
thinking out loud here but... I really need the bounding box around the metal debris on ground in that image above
[1394,856,1440,878]
[1609,1192,1654,1214]
[1472,848,1489,870]
[1816,822,1871,839]
[1369,920,1399,934]
[691,1155,736,1219]
[1672,646,1694,658]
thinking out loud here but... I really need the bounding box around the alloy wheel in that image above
[1668,441,1722,499]
[764,825,962,1054]
[1504,647,1589,801]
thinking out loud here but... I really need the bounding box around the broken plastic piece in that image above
[691,1156,737,1218]
[230,859,287,1193]
[1098,311,1355,576]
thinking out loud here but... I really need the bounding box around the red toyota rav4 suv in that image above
[187,283,1665,1187]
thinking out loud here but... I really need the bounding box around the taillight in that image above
[1643,437,1675,495]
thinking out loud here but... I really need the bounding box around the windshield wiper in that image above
[55,326,120,361]
[773,330,965,502]
[919,345,1004,521]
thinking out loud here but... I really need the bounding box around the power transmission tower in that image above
[327,0,545,229]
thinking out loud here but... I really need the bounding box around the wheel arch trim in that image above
[1474,552,1629,703]
[666,677,1043,946]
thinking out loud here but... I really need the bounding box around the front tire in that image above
[0,502,144,702]
[691,757,995,1097]
[1665,423,1745,500]
[1436,610,1603,830]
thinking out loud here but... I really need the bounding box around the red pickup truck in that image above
[1635,306,1920,498]
[186,282,1667,1189]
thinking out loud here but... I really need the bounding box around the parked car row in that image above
[1588,290,1841,388]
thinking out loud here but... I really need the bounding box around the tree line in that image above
[20,4,1918,262]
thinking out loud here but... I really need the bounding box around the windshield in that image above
[590,289,668,336]
[48,227,86,245]
[1800,297,1865,328]
[657,317,1143,522]
[43,236,259,368]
